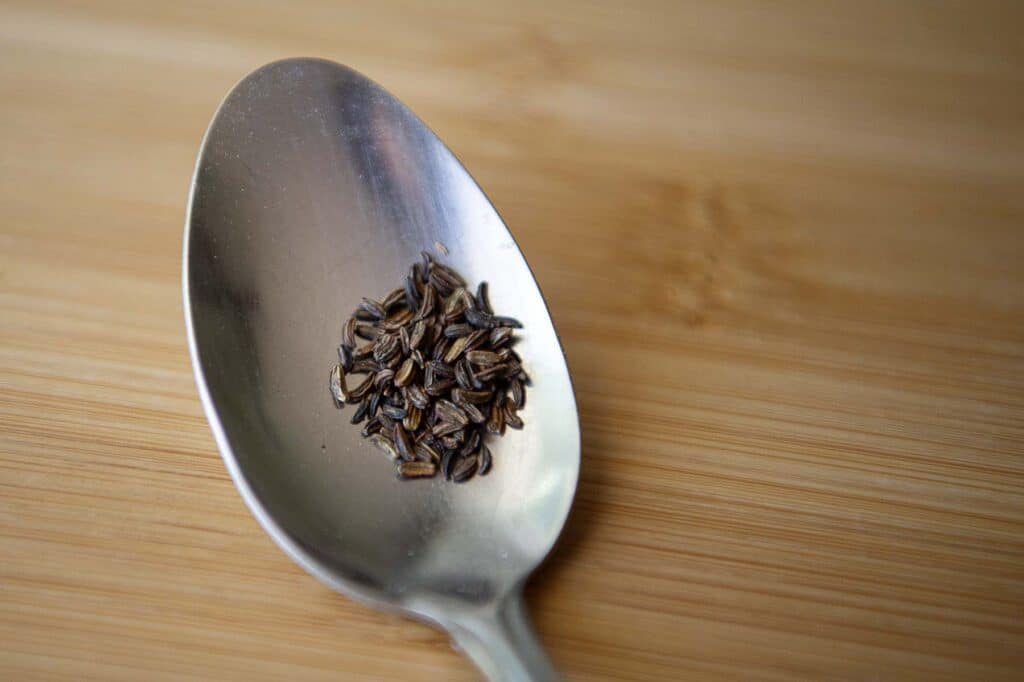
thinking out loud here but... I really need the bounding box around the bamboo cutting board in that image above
[1,1,1023,679]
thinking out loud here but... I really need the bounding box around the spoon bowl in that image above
[184,58,579,679]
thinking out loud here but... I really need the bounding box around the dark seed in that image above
[395,357,416,387]
[382,287,406,311]
[463,329,490,353]
[459,430,481,458]
[369,387,383,417]
[409,320,426,350]
[406,384,430,410]
[455,387,492,404]
[440,449,456,479]
[374,368,395,387]
[504,404,524,429]
[432,263,465,289]
[493,315,523,328]
[489,327,513,347]
[373,334,400,363]
[398,461,436,478]
[404,272,421,310]
[432,420,463,437]
[462,403,487,424]
[343,318,358,348]
[351,397,371,424]
[338,344,354,372]
[351,358,378,374]
[403,405,422,432]
[412,349,425,368]
[510,378,525,409]
[465,308,496,329]
[478,445,492,476]
[382,404,407,420]
[436,399,468,425]
[424,378,454,396]
[428,360,454,378]
[474,363,509,382]
[466,350,501,366]
[432,336,451,362]
[455,360,473,390]
[487,401,505,435]
[415,282,436,320]
[444,336,469,363]
[444,323,473,339]
[393,424,415,462]
[475,281,492,314]
[399,326,410,354]
[441,433,464,450]
[452,456,478,483]
[358,297,387,320]
[362,417,383,438]
[415,441,441,464]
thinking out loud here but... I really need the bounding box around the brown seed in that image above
[358,297,387,320]
[432,336,451,362]
[428,360,454,378]
[444,335,470,363]
[349,373,374,401]
[374,368,395,387]
[432,263,465,289]
[369,387,383,417]
[466,350,501,365]
[406,384,430,410]
[368,433,399,460]
[343,318,358,348]
[444,323,473,339]
[404,271,421,310]
[415,441,441,464]
[403,405,422,432]
[382,287,406,311]
[409,319,426,350]
[474,363,509,382]
[452,456,478,483]
[477,445,492,476]
[415,282,436,320]
[398,326,411,354]
[381,306,414,331]
[412,349,425,368]
[432,420,463,437]
[329,364,347,407]
[454,388,492,404]
[436,399,468,425]
[463,329,490,353]
[444,289,467,316]
[361,416,383,438]
[454,360,473,390]
[424,378,454,396]
[393,424,415,462]
[395,357,416,387]
[504,404,524,430]
[464,308,496,329]
[337,343,354,372]
[440,433,464,450]
[489,327,513,347]
[510,378,525,409]
[440,449,456,479]
[398,461,436,478]
[461,402,487,424]
[459,430,481,458]
[351,358,378,374]
[493,315,523,328]
[487,401,505,435]
[373,334,400,363]
[350,396,371,424]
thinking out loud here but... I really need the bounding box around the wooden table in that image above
[2,2,1022,679]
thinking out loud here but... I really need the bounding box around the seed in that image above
[489,327,512,347]
[474,363,509,382]
[381,307,414,331]
[432,336,451,362]
[362,416,383,438]
[461,402,487,424]
[455,387,491,404]
[493,315,523,328]
[440,450,456,479]
[464,308,496,329]
[432,263,465,289]
[428,360,455,378]
[455,361,473,390]
[444,323,473,339]
[452,456,478,483]
[415,441,440,464]
[475,281,492,314]
[393,424,415,462]
[406,384,430,410]
[374,368,395,387]
[409,319,426,350]
[443,335,469,363]
[424,378,454,396]
[441,434,464,450]
[382,287,406,311]
[373,334,400,363]
[432,420,463,437]
[398,461,436,478]
[463,329,490,353]
[404,272,421,310]
[412,349,425,368]
[369,433,399,460]
[369,387,383,417]
[504,404,524,430]
[398,326,411,354]
[343,318,358,348]
[351,359,378,374]
[436,399,469,425]
[349,373,374,401]
[403,405,422,432]
[444,289,467,315]
[395,357,416,387]
[415,283,436,320]
[338,344,354,372]
[510,378,525,409]
[487,401,505,435]
[358,297,387,320]
[351,396,372,424]
[466,350,501,365]
[460,430,481,458]
[329,364,347,408]
[382,404,407,420]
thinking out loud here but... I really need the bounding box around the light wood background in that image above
[2,1,1023,679]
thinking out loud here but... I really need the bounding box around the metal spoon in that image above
[183,58,579,680]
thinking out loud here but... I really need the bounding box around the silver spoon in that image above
[183,58,579,680]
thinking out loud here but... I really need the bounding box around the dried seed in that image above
[415,441,441,464]
[378,413,395,432]
[455,360,474,390]
[382,404,407,420]
[424,378,454,396]
[462,402,486,424]
[381,307,414,331]
[465,308,497,329]
[395,357,416,387]
[351,359,378,374]
[432,420,463,437]
[510,378,525,409]
[428,360,455,378]
[504,404,524,429]
[432,336,451,362]
[429,271,455,297]
[463,329,490,353]
[452,456,478,483]
[369,387,383,417]
[393,424,415,462]
[493,315,523,328]
[382,287,406,311]
[412,349,425,368]
[362,416,383,438]
[404,271,421,310]
[440,449,456,479]
[337,343,354,372]
[420,249,434,275]
[436,399,468,425]
[441,433,464,450]
[475,281,492,314]
[474,363,509,382]
[466,350,501,366]
[369,433,399,460]
[373,334,400,363]
[409,319,426,350]
[444,289,468,316]
[489,327,513,347]
[415,282,436,320]
[354,323,378,341]
[444,323,473,339]
[432,263,465,289]
[459,430,481,458]
[487,401,505,435]
[477,445,492,476]
[398,461,436,478]
[455,387,492,404]
[329,364,348,407]
[374,368,395,387]
[351,396,371,424]
[444,335,469,363]
[403,405,422,432]
[384,353,402,370]
[343,318,358,348]
[358,297,387,320]
[406,384,430,410]
[349,373,374,401]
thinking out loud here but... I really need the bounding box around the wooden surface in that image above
[2,1,1023,679]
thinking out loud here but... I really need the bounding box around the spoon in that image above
[183,58,579,680]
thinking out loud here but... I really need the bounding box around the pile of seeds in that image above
[329,253,528,482]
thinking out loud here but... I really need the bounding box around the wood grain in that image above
[2,1,1023,679]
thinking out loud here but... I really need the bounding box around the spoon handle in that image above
[447,588,557,681]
